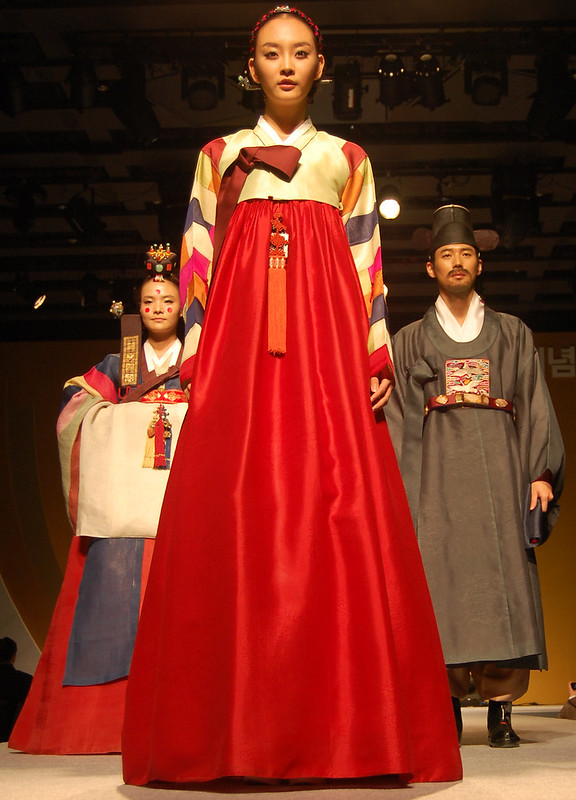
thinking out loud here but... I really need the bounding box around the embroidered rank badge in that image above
[445,358,490,395]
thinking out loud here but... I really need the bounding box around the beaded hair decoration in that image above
[249,6,323,53]
[145,243,178,281]
[111,243,179,318]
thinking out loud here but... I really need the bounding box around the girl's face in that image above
[139,278,181,339]
[248,15,324,109]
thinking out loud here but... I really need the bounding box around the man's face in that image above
[426,243,482,296]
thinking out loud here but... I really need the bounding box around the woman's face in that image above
[248,15,324,108]
[139,278,181,339]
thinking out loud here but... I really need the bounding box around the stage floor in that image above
[2,706,575,800]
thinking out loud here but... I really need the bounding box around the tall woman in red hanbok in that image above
[122,7,462,786]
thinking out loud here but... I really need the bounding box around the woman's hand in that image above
[370,376,393,411]
[530,480,553,512]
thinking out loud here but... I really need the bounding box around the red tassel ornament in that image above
[268,207,288,356]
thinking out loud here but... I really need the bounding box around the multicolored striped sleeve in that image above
[340,142,393,380]
[57,354,120,530]
[179,139,225,384]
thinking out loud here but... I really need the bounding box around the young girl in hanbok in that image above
[122,6,462,786]
[9,252,186,754]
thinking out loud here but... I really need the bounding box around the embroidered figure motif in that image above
[143,403,173,469]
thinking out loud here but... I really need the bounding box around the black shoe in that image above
[451,697,463,743]
[487,700,521,748]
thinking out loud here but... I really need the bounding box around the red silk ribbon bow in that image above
[212,145,301,356]
[213,145,301,267]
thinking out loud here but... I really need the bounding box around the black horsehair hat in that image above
[428,204,499,257]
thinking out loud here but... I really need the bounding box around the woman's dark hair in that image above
[134,273,180,307]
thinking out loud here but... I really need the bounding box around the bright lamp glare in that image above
[379,197,401,219]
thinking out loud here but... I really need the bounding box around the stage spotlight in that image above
[378,185,402,220]
[464,58,508,106]
[32,291,47,310]
[378,53,410,108]
[69,56,98,111]
[491,165,539,249]
[81,272,100,308]
[527,54,576,139]
[5,178,46,235]
[414,53,446,109]
[0,64,27,116]
[64,193,107,237]
[14,273,47,310]
[187,78,218,110]
[182,64,225,111]
[12,204,35,235]
[332,60,363,121]
[107,60,160,146]
[378,53,407,109]
[493,197,539,249]
[108,80,160,145]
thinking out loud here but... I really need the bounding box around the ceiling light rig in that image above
[81,272,100,308]
[182,62,225,111]
[14,273,47,310]
[5,178,46,236]
[377,53,408,109]
[108,82,160,146]
[0,64,27,116]
[464,58,508,106]
[68,56,98,111]
[332,59,364,121]
[104,58,160,146]
[414,52,446,110]
[374,49,451,112]
[63,189,107,238]
[491,164,539,249]
[527,52,576,139]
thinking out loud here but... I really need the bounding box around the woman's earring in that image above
[238,71,261,91]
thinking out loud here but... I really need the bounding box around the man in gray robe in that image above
[385,204,565,747]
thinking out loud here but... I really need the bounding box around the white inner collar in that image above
[257,115,312,146]
[434,292,485,342]
[143,339,182,375]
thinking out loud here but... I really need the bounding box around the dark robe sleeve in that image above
[511,320,565,532]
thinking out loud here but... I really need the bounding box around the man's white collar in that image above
[434,292,485,342]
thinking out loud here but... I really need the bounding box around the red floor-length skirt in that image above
[9,537,154,754]
[122,200,462,784]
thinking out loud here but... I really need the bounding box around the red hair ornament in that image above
[250,6,323,53]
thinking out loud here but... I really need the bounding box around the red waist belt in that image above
[425,392,513,416]
[141,388,187,404]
